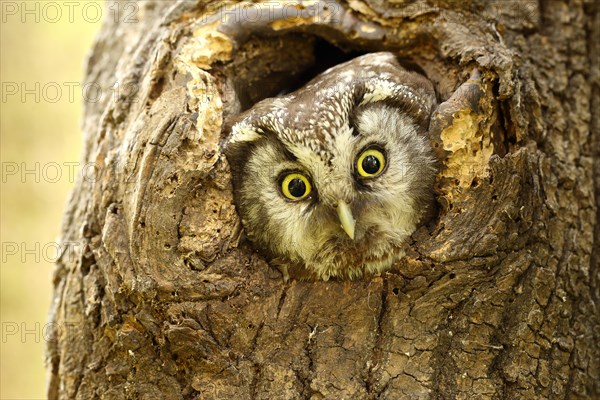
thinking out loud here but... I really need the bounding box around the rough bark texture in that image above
[47,0,599,399]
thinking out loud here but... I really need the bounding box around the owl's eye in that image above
[357,148,386,177]
[280,173,312,201]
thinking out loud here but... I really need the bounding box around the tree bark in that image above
[47,0,599,399]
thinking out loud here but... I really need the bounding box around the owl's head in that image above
[225,52,438,280]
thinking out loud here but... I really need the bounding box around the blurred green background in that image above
[1,2,102,398]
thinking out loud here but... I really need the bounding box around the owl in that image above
[225,52,438,280]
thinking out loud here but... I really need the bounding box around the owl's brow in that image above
[353,94,432,133]
[255,127,300,164]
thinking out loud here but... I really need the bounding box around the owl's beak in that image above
[336,200,356,240]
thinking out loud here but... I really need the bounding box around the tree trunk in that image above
[47,0,599,399]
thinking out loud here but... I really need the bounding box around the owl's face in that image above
[226,52,438,280]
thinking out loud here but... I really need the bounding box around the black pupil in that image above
[288,178,306,198]
[362,155,381,174]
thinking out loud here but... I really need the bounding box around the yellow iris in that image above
[281,173,312,200]
[357,148,386,177]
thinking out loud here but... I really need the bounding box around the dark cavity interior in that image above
[226,35,364,112]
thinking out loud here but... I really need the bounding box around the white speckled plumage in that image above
[226,52,438,280]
